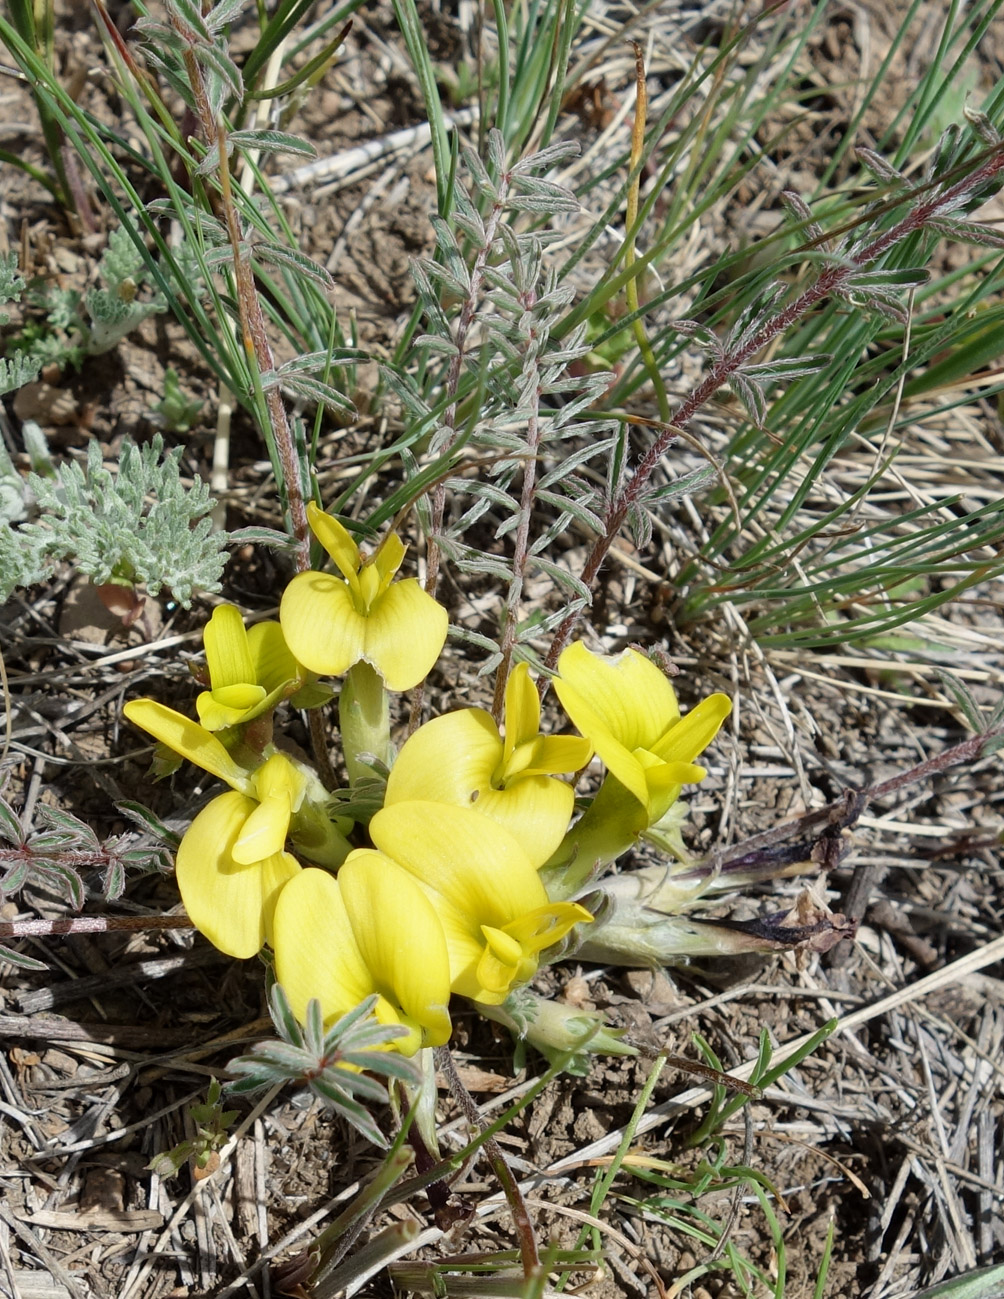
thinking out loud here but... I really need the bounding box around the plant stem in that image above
[178,26,336,773]
[435,1045,541,1279]
[0,914,194,938]
[544,140,1004,667]
[424,176,512,601]
[492,306,541,723]
[687,718,1004,881]
[179,42,310,573]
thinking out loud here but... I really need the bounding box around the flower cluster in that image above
[125,503,730,1059]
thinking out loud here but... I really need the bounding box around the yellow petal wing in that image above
[232,789,292,865]
[474,778,575,868]
[550,678,648,808]
[555,644,680,751]
[339,851,452,1049]
[651,693,732,763]
[196,683,267,731]
[204,604,255,690]
[385,709,500,806]
[363,579,448,691]
[247,620,303,695]
[176,791,299,958]
[306,501,361,582]
[273,866,374,1026]
[123,699,252,792]
[280,571,367,677]
[502,663,540,765]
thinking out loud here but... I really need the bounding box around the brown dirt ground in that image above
[0,2,1003,1298]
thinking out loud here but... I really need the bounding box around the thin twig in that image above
[434,1046,541,1278]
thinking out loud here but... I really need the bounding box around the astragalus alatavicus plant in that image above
[1,0,1003,1293]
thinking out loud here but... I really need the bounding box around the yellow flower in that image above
[195,604,327,732]
[177,790,300,959]
[280,502,448,691]
[171,749,309,959]
[368,801,592,1005]
[384,663,591,866]
[553,643,731,826]
[273,858,453,1056]
[123,701,350,957]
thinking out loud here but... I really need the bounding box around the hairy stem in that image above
[179,42,310,573]
[492,311,541,723]
[435,1045,541,1278]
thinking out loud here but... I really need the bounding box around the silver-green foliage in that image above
[398,132,620,664]
[227,982,421,1150]
[0,252,42,395]
[85,226,168,354]
[3,435,227,605]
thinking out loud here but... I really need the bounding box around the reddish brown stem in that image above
[0,914,195,939]
[435,1045,541,1279]
[543,142,1004,667]
[179,44,310,572]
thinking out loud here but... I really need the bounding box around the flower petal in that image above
[280,571,367,677]
[508,734,592,780]
[176,790,300,957]
[502,663,540,767]
[247,620,303,695]
[204,604,255,690]
[253,752,307,811]
[233,790,292,865]
[123,699,252,793]
[385,709,501,807]
[369,801,550,1000]
[307,501,361,582]
[370,801,544,924]
[373,532,406,587]
[362,579,448,691]
[474,778,575,868]
[555,644,680,752]
[651,693,732,763]
[196,683,267,731]
[552,687,648,809]
[339,851,452,1049]
[273,866,375,1026]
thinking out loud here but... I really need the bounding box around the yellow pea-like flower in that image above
[368,801,592,1005]
[385,663,591,866]
[272,858,453,1055]
[280,502,448,691]
[553,643,731,827]
[195,604,326,732]
[123,702,350,957]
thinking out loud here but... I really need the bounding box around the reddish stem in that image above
[544,142,1004,667]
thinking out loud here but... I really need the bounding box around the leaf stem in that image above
[492,308,542,723]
